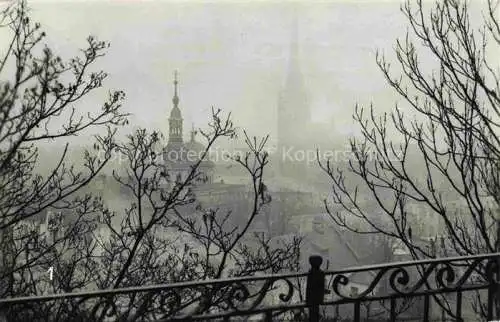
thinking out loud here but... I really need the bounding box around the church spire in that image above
[172,70,179,107]
[289,7,299,71]
[285,9,305,96]
[168,70,183,148]
[278,9,310,143]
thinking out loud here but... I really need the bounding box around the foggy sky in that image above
[1,0,493,147]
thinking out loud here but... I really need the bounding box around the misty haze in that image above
[0,0,499,321]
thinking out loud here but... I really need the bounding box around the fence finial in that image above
[306,255,325,322]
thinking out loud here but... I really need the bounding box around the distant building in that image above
[162,71,215,184]
[276,15,342,181]
[215,175,327,237]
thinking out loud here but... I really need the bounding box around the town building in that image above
[275,15,343,181]
[162,71,215,184]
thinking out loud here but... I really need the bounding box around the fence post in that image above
[496,222,500,319]
[306,255,325,322]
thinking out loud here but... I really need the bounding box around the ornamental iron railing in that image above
[0,253,498,321]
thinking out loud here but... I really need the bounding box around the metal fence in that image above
[0,253,498,321]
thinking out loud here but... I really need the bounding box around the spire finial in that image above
[286,8,300,83]
[290,6,299,58]
[190,122,197,142]
[172,70,179,107]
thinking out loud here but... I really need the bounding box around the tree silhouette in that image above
[0,0,128,295]
[0,1,300,320]
[320,0,500,319]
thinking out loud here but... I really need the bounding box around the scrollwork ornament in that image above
[89,295,119,319]
[331,274,350,298]
[389,267,410,294]
[450,259,483,288]
[226,282,251,311]
[277,278,294,302]
[352,270,386,299]
[435,262,456,289]
[225,279,287,312]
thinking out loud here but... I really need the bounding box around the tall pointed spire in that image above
[285,8,305,95]
[289,6,299,71]
[277,6,310,177]
[172,70,179,108]
[278,7,309,134]
[168,70,183,148]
